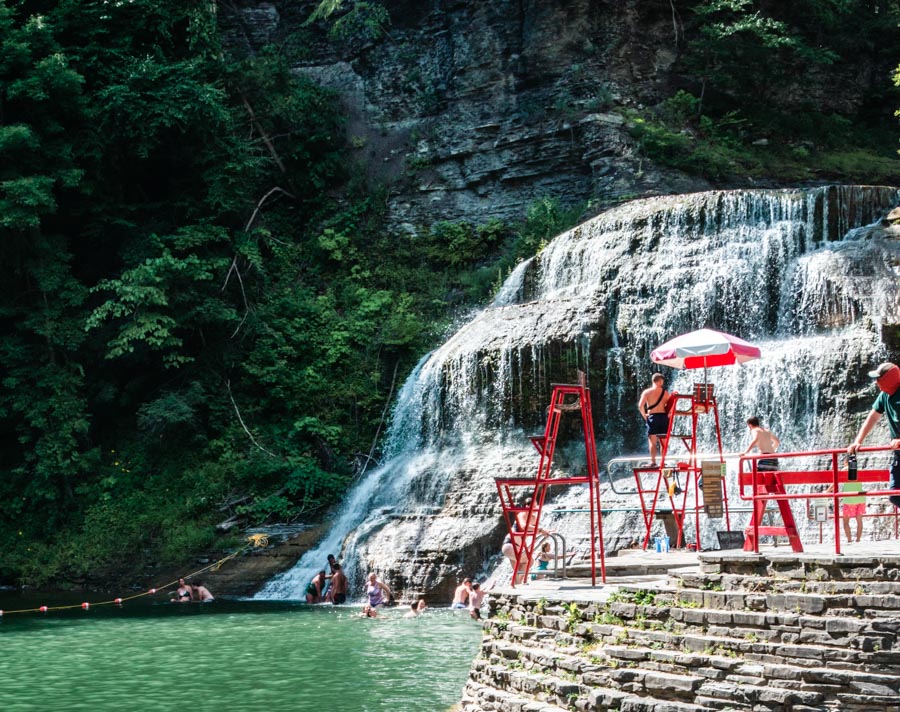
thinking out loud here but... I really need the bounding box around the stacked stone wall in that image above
[460,555,900,711]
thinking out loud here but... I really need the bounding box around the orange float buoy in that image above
[114,598,123,605]
[39,606,48,613]
[81,602,90,610]
[149,589,156,594]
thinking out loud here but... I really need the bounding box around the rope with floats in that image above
[0,534,270,617]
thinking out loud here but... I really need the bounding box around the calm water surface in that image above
[0,598,482,711]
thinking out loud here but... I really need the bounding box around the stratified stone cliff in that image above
[219,1,893,233]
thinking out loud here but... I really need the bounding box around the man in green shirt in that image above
[848,362,900,509]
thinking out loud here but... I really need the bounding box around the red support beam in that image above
[495,376,606,587]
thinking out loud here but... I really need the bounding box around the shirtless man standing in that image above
[451,578,472,609]
[637,373,672,466]
[328,563,348,604]
[741,416,781,471]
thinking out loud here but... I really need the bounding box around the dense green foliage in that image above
[0,0,584,586]
[630,0,900,182]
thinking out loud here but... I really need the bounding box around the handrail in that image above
[547,506,757,514]
[739,444,898,555]
[535,532,568,580]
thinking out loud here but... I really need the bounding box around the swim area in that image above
[0,597,482,711]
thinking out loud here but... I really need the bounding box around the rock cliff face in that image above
[221,1,894,233]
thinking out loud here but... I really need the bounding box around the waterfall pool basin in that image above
[0,597,482,712]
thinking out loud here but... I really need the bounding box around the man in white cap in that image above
[847,362,900,509]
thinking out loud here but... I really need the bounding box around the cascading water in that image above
[255,186,900,601]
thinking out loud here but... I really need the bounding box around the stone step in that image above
[642,585,900,615]
[601,625,875,670]
[484,638,593,676]
[699,551,900,582]
[470,661,584,708]
[588,601,896,655]
[676,570,900,597]
[479,638,715,707]
[472,659,715,712]
[616,695,715,712]
[597,644,900,706]
[495,595,899,668]
[460,676,572,712]
[694,679,825,710]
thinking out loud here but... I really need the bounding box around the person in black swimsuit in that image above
[171,578,193,603]
[327,563,348,604]
[638,373,672,466]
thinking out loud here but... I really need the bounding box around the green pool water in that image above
[0,598,482,711]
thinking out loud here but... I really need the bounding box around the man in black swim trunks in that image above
[328,563,348,605]
[637,373,672,466]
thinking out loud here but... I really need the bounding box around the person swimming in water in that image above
[192,581,215,602]
[365,572,392,608]
[171,578,193,603]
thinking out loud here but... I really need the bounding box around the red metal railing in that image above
[739,445,899,555]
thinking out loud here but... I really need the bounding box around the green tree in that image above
[688,0,839,110]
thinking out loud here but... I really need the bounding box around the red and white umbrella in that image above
[651,328,761,372]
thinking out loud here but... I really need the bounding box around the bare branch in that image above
[227,379,279,458]
[357,359,400,479]
[669,0,682,46]
[222,256,252,338]
[244,186,295,233]
[243,97,289,176]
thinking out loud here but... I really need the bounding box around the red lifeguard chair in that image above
[641,329,762,551]
[495,373,606,585]
[633,382,731,551]
[740,461,803,552]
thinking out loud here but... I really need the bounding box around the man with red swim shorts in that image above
[839,481,866,542]
[848,362,900,511]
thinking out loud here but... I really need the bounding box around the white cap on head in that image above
[867,362,897,379]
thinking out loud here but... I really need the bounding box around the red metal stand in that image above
[635,384,729,551]
[742,469,803,552]
[496,376,606,586]
[739,446,895,555]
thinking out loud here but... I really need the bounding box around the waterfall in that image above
[255,185,900,600]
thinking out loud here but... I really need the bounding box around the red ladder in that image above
[743,470,803,552]
[496,375,606,586]
[635,384,730,551]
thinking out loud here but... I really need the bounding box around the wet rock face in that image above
[223,0,710,230]
[222,1,893,234]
